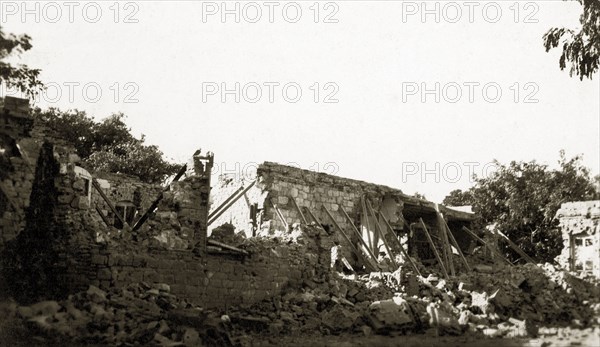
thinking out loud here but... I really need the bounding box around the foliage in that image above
[543,0,600,80]
[33,108,180,183]
[442,189,474,206]
[0,28,44,99]
[443,151,598,263]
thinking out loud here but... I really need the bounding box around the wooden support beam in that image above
[339,205,382,269]
[462,226,513,266]
[207,239,249,255]
[419,218,449,279]
[207,180,257,226]
[366,199,398,269]
[92,178,127,228]
[360,196,374,252]
[303,206,321,226]
[133,164,188,231]
[438,213,455,277]
[269,198,288,230]
[322,205,378,272]
[496,230,536,264]
[208,185,244,220]
[379,212,422,277]
[440,216,471,272]
[290,196,308,224]
[95,205,111,227]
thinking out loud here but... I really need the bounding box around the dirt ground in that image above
[251,326,600,347]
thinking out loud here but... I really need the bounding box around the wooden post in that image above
[338,205,382,269]
[322,205,379,272]
[379,212,422,276]
[462,226,513,266]
[496,230,536,264]
[360,196,374,252]
[208,185,244,220]
[419,218,449,279]
[269,198,288,230]
[439,216,471,272]
[92,178,127,228]
[435,205,453,276]
[290,196,308,224]
[304,206,321,225]
[95,205,111,227]
[207,180,257,226]
[441,222,455,276]
[132,164,188,231]
[366,199,398,268]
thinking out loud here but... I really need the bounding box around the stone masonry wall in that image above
[208,162,474,268]
[88,227,332,309]
[556,201,600,278]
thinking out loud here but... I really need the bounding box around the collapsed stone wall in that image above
[87,228,332,309]
[2,129,332,311]
[0,101,166,246]
[208,162,474,268]
[556,200,600,278]
[91,172,163,229]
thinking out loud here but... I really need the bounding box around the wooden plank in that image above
[496,230,536,264]
[419,218,449,279]
[360,196,374,252]
[207,239,249,255]
[440,216,471,272]
[207,180,257,226]
[208,185,244,220]
[462,226,513,266]
[341,257,355,272]
[439,214,455,276]
[378,212,422,276]
[366,199,398,269]
[339,205,382,268]
[95,205,111,227]
[132,164,188,231]
[92,178,127,228]
[322,205,378,272]
[290,196,308,224]
[269,198,288,230]
[304,206,321,225]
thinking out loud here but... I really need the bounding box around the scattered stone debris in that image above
[2,256,599,346]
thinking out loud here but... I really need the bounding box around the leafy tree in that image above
[466,151,597,263]
[32,108,180,183]
[543,0,600,80]
[86,138,179,184]
[0,28,44,99]
[442,189,474,206]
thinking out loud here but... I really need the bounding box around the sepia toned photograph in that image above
[0,1,599,346]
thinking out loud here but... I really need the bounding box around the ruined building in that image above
[0,95,540,308]
[556,200,600,278]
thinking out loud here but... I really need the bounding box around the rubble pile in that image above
[2,283,231,346]
[3,261,600,345]
[223,262,600,341]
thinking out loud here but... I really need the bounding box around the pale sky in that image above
[2,1,598,203]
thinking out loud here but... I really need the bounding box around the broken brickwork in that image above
[209,162,474,268]
[556,200,600,278]
[1,103,334,310]
[0,97,163,247]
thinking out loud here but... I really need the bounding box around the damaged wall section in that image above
[1,108,334,309]
[208,162,474,269]
[555,200,600,278]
